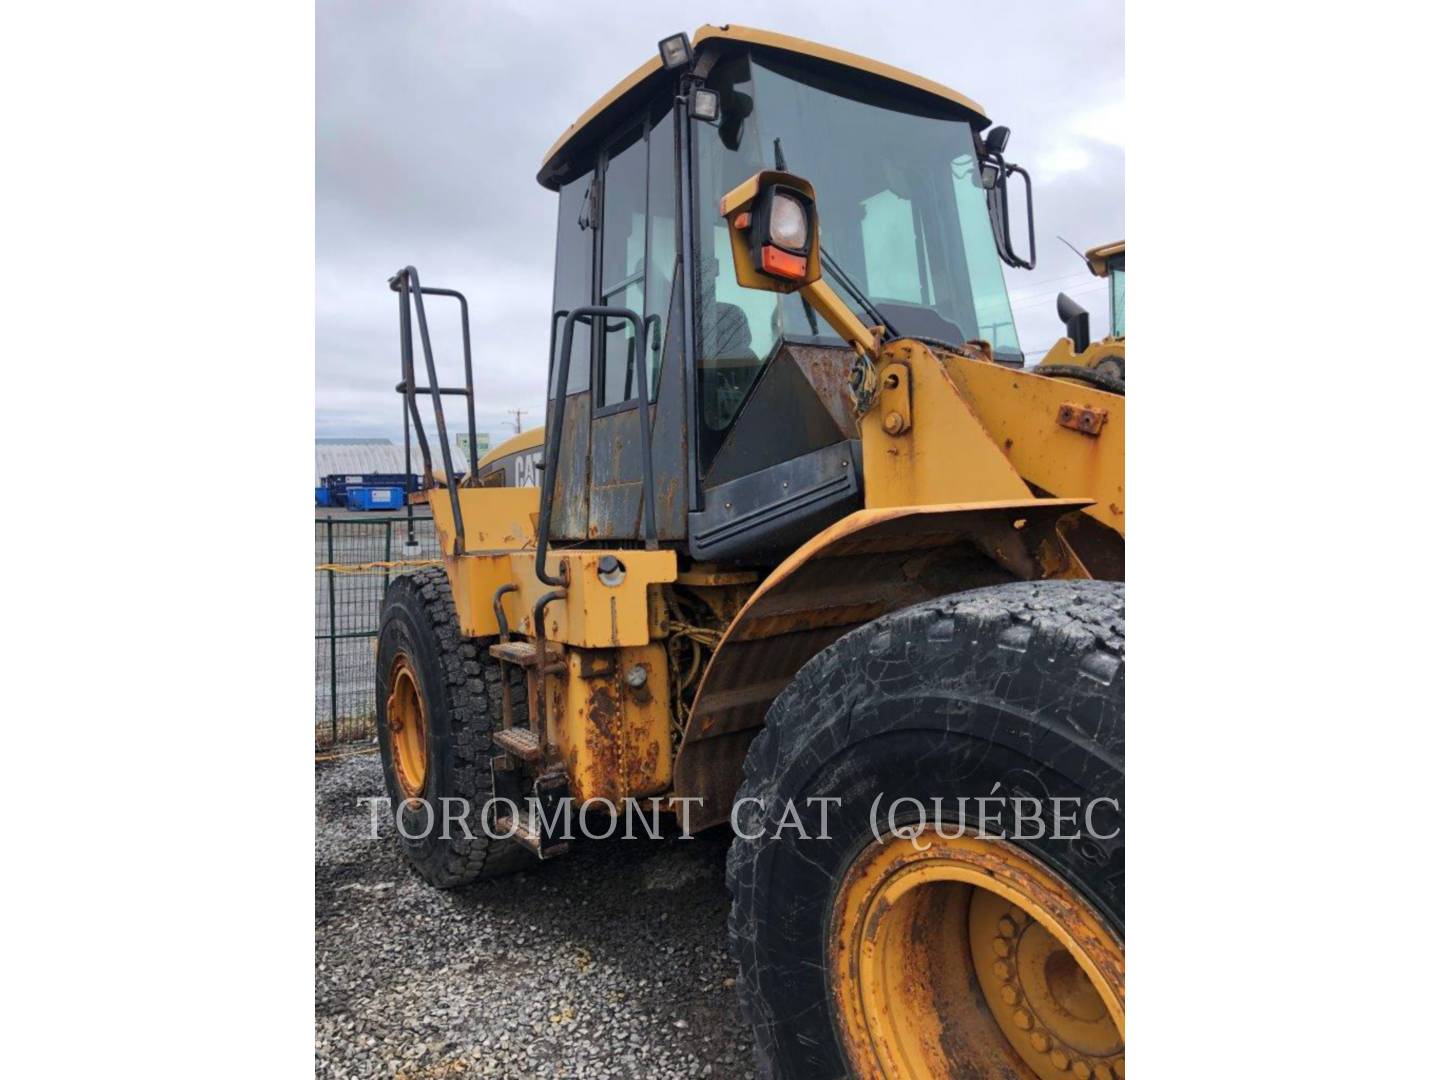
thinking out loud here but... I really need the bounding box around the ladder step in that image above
[494,810,570,859]
[490,640,537,664]
[492,727,542,762]
[489,639,566,673]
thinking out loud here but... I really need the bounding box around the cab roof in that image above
[1085,241,1125,277]
[538,23,988,191]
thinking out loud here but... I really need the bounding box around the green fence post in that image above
[327,517,338,745]
[383,518,393,592]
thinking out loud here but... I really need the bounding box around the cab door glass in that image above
[597,126,647,407]
[549,172,595,397]
[644,103,677,398]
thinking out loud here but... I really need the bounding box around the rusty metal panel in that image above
[588,278,690,541]
[556,643,672,803]
[785,343,860,440]
[671,499,1091,827]
[704,345,851,487]
[550,389,592,541]
[646,286,690,540]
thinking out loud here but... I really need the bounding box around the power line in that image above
[1009,281,1107,312]
[1005,268,1098,296]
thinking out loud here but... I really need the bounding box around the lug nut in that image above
[1012,1009,1033,1031]
[1028,1031,1050,1053]
[1050,1049,1070,1070]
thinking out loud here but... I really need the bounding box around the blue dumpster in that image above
[347,485,404,511]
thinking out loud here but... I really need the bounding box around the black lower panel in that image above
[688,441,861,564]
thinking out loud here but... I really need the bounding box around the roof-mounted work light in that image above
[658,32,693,70]
[690,87,720,121]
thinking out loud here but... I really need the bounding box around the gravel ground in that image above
[316,752,756,1079]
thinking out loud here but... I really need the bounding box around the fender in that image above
[670,496,1093,827]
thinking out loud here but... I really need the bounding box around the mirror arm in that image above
[800,279,883,361]
[985,153,1036,271]
[1007,163,1036,270]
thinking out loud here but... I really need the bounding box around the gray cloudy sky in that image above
[317,0,1123,443]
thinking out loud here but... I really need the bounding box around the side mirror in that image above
[980,130,1035,271]
[718,170,821,293]
[1057,292,1091,353]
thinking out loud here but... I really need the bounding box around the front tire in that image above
[375,567,530,886]
[726,580,1125,1079]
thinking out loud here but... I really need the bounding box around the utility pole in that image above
[510,409,527,434]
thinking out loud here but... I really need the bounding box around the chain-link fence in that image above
[316,513,441,748]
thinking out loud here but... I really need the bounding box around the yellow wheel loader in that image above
[375,25,1124,1079]
[1038,240,1126,389]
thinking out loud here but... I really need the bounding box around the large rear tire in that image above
[375,567,531,886]
[726,580,1125,1079]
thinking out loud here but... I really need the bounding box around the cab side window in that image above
[597,126,647,407]
[549,173,594,397]
[594,101,676,409]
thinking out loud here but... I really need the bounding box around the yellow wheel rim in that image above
[829,830,1124,1079]
[385,655,428,800]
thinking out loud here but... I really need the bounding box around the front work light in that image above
[718,172,821,291]
[767,193,808,250]
[719,170,883,361]
[690,87,720,122]
[658,32,693,70]
[749,184,814,281]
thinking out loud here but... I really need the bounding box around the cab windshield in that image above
[695,51,1021,448]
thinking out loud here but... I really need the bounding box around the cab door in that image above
[587,103,678,540]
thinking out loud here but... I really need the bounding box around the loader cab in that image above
[538,25,1026,564]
